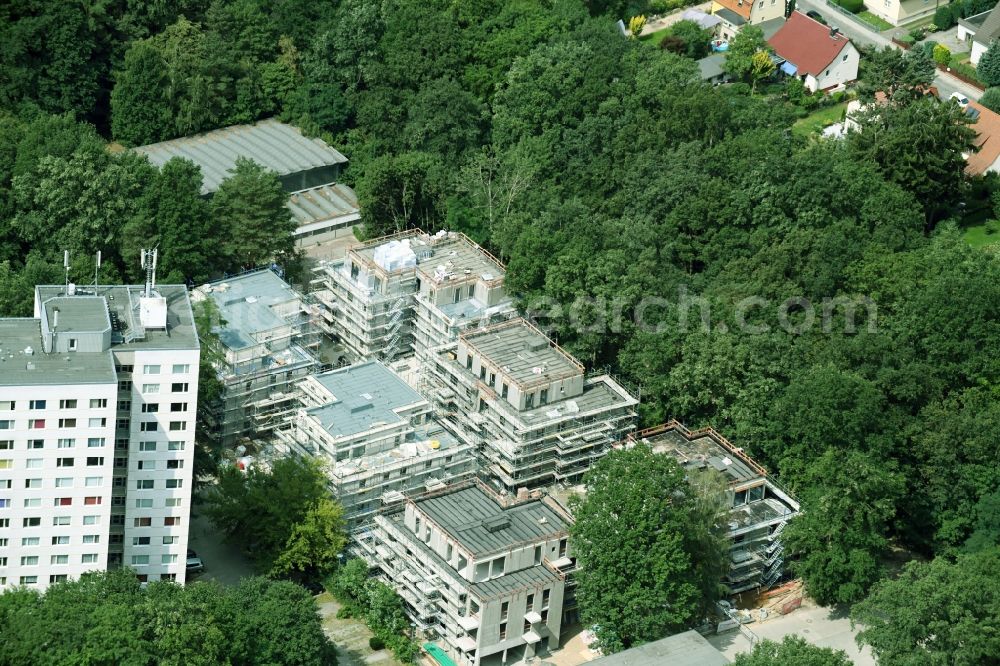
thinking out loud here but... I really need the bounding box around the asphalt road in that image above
[795,0,983,101]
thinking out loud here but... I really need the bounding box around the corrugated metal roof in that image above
[286,183,360,227]
[417,486,570,556]
[133,119,348,194]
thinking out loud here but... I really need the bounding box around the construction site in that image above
[627,421,800,594]
[309,229,516,365]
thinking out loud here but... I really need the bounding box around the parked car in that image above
[186,549,204,573]
[806,10,827,24]
[950,92,970,107]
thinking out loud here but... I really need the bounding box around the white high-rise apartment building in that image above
[0,275,199,591]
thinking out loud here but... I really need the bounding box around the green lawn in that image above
[638,26,671,46]
[791,103,848,139]
[857,11,893,31]
[960,207,1000,248]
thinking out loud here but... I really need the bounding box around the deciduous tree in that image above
[570,445,728,653]
[733,636,852,666]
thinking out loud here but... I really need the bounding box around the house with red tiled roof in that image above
[965,101,1000,176]
[768,12,859,92]
[711,0,786,41]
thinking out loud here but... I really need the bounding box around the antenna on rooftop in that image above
[140,248,158,298]
[63,250,70,293]
[94,251,101,289]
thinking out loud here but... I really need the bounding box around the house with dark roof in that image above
[768,12,859,92]
[958,4,1000,65]
[366,480,576,666]
[711,0,786,40]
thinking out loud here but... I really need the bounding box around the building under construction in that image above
[274,361,476,528]
[310,230,515,364]
[424,319,639,494]
[192,269,320,447]
[626,421,800,594]
[363,480,576,666]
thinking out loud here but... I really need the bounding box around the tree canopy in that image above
[0,569,337,666]
[852,547,1000,665]
[732,636,852,666]
[203,456,346,582]
[570,445,728,652]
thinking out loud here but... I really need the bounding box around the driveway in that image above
[707,600,875,665]
[186,508,256,587]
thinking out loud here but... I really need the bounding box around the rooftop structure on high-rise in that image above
[0,262,200,591]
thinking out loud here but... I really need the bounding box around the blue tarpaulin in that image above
[780,61,798,76]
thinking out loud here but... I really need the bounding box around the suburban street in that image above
[795,0,984,100]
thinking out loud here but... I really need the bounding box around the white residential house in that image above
[769,12,860,92]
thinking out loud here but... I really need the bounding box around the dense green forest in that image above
[2,0,999,628]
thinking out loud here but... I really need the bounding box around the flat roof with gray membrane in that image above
[307,361,426,439]
[0,319,116,386]
[417,485,570,556]
[35,284,198,351]
[462,321,581,385]
[644,429,759,485]
[201,270,302,351]
[587,630,729,666]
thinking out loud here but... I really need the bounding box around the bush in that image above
[933,43,952,65]
[981,87,1000,113]
[908,26,926,41]
[934,5,955,28]
[899,34,916,46]
[921,40,939,58]
[832,90,846,103]
[838,0,863,12]
[369,637,386,650]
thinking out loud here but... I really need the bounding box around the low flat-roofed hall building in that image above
[275,361,475,528]
[192,269,319,446]
[310,229,515,364]
[134,119,360,246]
[627,421,800,594]
[425,319,638,493]
[366,481,576,666]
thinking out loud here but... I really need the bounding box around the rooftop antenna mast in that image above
[140,248,158,298]
[63,250,70,293]
[94,251,101,289]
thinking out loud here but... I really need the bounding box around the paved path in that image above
[641,3,713,35]
[186,509,256,587]
[316,594,406,666]
[707,601,875,665]
[795,0,983,101]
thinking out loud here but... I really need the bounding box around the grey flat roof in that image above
[698,53,726,80]
[715,7,746,26]
[0,319,116,386]
[35,285,198,351]
[307,361,426,439]
[387,511,561,600]
[586,630,729,666]
[417,485,570,557]
[462,320,582,385]
[42,297,110,333]
[287,182,360,227]
[353,231,506,283]
[199,270,302,351]
[134,119,348,194]
[640,425,765,485]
